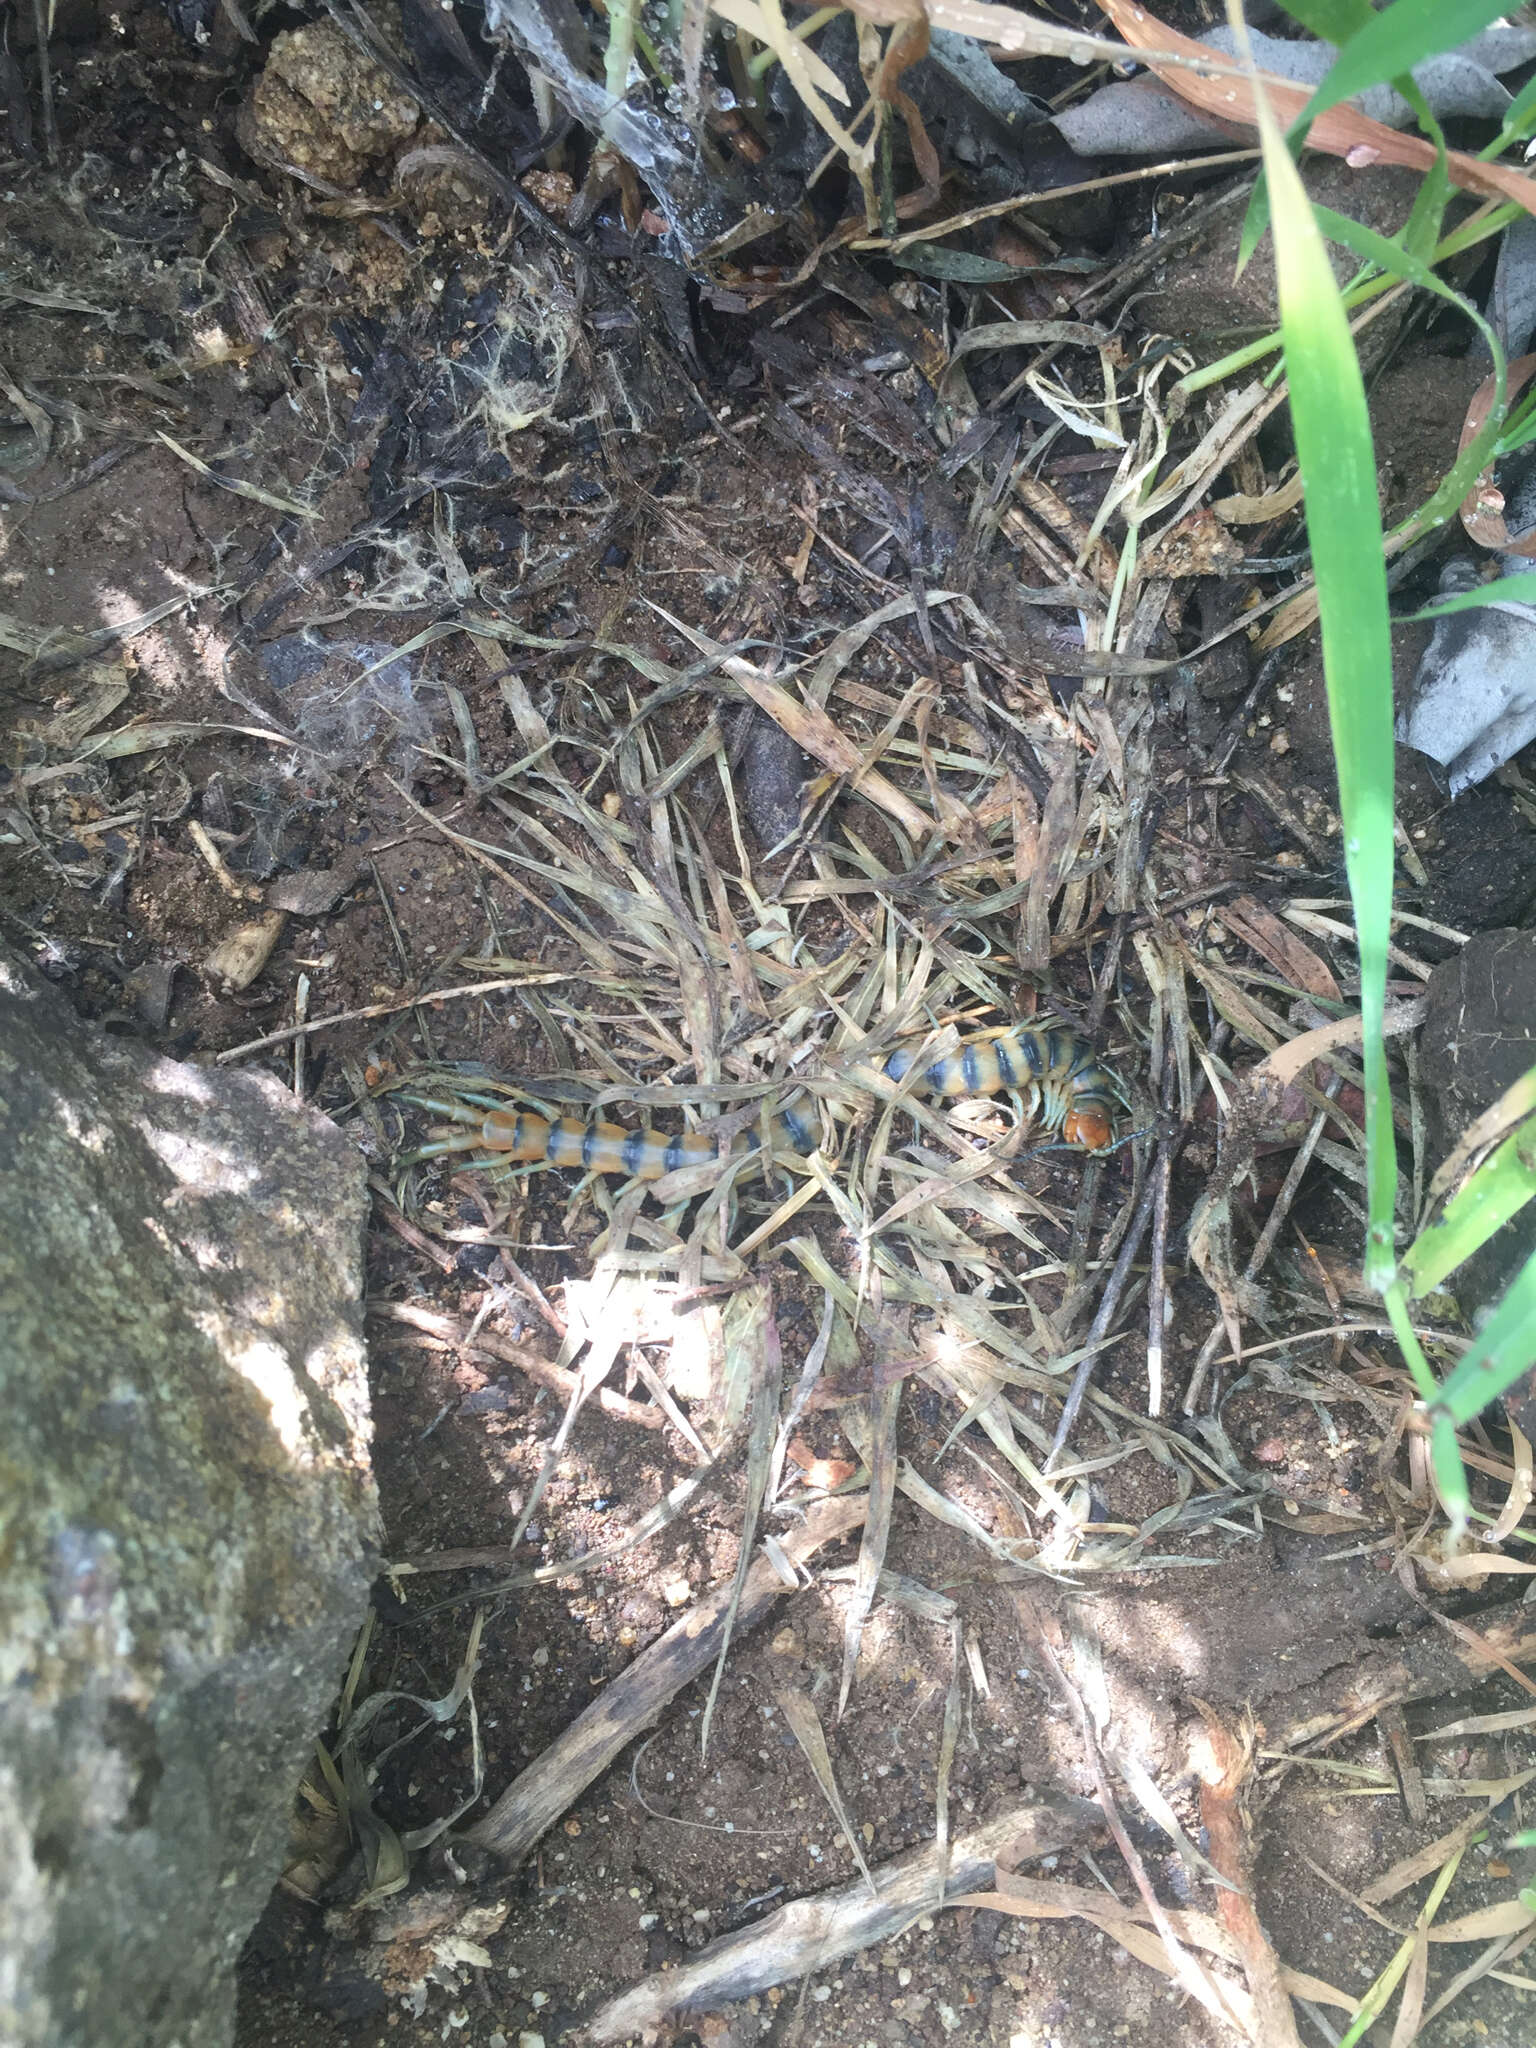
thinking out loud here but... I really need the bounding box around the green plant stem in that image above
[603,0,639,129]
[1383,1279,1439,1403]
[1178,203,1522,399]
[747,5,841,79]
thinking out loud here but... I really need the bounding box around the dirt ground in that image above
[6,4,1536,2046]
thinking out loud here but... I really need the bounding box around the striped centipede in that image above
[396,1020,1120,1183]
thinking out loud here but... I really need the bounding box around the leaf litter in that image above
[5,2,1536,2042]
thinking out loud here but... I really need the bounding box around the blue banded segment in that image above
[411,1019,1119,1180]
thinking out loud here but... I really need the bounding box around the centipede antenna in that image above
[1101,1125,1151,1155]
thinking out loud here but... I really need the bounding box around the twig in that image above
[292,972,311,1100]
[369,1300,664,1429]
[585,1794,1100,2043]
[495,1252,567,1340]
[1086,797,1162,1039]
[379,1461,728,1623]
[188,819,260,901]
[1266,1596,1536,1753]
[213,974,573,1061]
[370,856,431,1061]
[1033,1633,1247,2037]
[1146,1041,1179,1417]
[1207,649,1288,778]
[1193,1707,1304,2048]
[32,0,57,162]
[1182,1077,1343,1414]
[1045,1167,1160,1468]
[462,1494,869,1867]
[371,1192,457,1273]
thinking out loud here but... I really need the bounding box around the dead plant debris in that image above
[4,2,1536,2045]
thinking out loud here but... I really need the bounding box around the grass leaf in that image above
[1403,573,1536,622]
[1275,2,1372,41]
[1299,0,1515,126]
[1430,1244,1536,1428]
[1235,3,1398,1286]
[1404,1111,1536,1297]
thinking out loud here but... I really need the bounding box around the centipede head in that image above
[1061,1103,1115,1151]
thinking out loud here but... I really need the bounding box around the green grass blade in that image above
[1384,1277,1441,1406]
[1308,203,1506,542]
[1483,70,1536,160]
[1182,202,1519,393]
[1395,85,1453,264]
[1403,573,1536,622]
[1404,1107,1536,1297]
[1234,4,1398,1287]
[1336,1839,1467,2048]
[1242,1,1464,269]
[1430,1407,1473,1538]
[1275,1,1370,37]
[1300,0,1514,126]
[1429,1243,1536,1428]
[1310,206,1498,345]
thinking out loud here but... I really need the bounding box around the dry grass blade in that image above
[699,1284,782,1757]
[856,0,1256,79]
[327,1606,486,1888]
[11,663,127,748]
[1034,1632,1251,2036]
[952,1872,1357,2027]
[773,1685,878,1898]
[217,975,576,1062]
[1333,1841,1469,2046]
[499,1271,639,1555]
[889,1457,1033,1568]
[1426,1063,1536,1209]
[1360,1814,1494,1910]
[933,1613,963,1913]
[1421,1923,1536,2027]
[0,592,197,671]
[1255,998,1427,1093]
[1118,1735,1238,1900]
[729,661,959,840]
[1264,1598,1536,1757]
[836,1377,900,1716]
[156,430,317,517]
[712,0,878,223]
[1223,895,1341,1005]
[1391,1925,1430,2048]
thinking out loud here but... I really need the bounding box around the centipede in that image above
[394,1019,1121,1185]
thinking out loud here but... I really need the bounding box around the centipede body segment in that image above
[398,1020,1120,1184]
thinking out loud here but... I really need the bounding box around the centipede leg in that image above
[395,1137,484,1167]
[472,1157,548,1186]
[1002,1087,1035,1136]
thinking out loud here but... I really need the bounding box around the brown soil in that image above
[5,7,1536,2048]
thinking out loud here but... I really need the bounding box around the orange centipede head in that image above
[1063,1105,1114,1151]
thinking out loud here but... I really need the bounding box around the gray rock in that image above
[1053,24,1536,157]
[1397,559,1536,794]
[0,947,378,2048]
